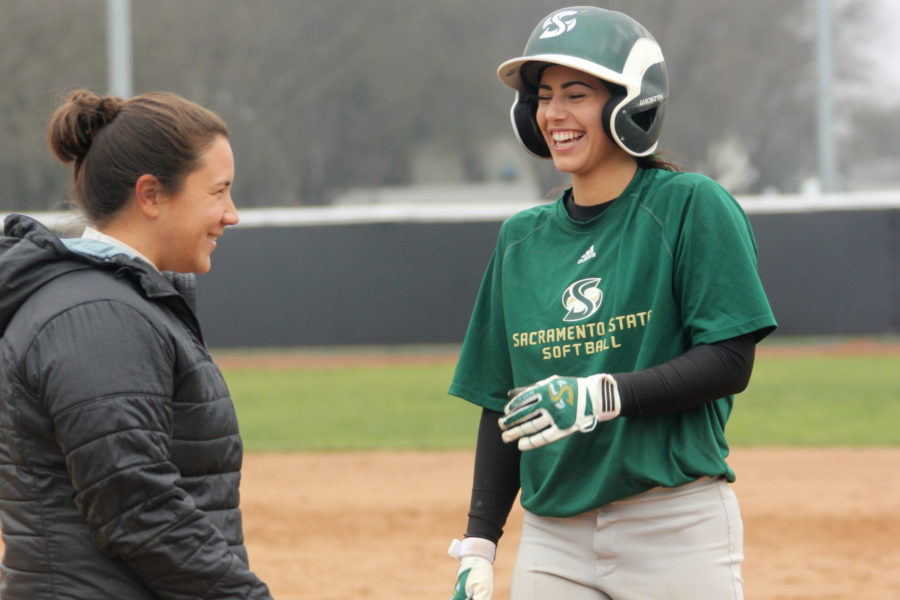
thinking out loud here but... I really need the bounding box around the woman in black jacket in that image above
[0,90,272,599]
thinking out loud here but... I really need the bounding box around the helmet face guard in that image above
[498,7,668,158]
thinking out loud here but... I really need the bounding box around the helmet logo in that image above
[540,10,577,39]
[638,94,664,107]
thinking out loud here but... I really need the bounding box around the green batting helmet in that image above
[497,6,668,158]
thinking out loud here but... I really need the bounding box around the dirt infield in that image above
[239,447,900,600]
[2,448,895,598]
[3,341,898,598]
[225,340,900,597]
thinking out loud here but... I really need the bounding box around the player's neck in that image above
[570,157,637,207]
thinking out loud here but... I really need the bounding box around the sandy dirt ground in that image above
[2,448,897,598]
[224,338,900,599]
[3,341,899,598]
[239,447,900,600]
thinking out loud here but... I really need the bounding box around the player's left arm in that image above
[614,332,756,416]
[499,333,756,450]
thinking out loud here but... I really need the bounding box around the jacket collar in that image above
[0,214,195,335]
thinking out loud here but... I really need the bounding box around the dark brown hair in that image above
[47,89,229,225]
[637,152,682,172]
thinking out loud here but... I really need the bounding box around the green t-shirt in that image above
[449,166,777,518]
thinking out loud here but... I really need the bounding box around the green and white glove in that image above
[499,374,621,450]
[448,537,495,600]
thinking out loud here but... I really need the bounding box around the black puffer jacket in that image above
[0,215,272,599]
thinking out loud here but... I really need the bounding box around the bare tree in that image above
[0,0,886,212]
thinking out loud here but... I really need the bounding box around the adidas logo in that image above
[577,244,596,264]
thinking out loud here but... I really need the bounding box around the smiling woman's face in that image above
[536,65,622,178]
[152,135,238,274]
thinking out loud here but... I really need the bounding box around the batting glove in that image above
[499,374,620,450]
[448,537,495,600]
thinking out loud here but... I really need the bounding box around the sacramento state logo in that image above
[540,9,577,38]
[561,278,602,322]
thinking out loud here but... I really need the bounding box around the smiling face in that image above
[153,135,238,274]
[535,65,625,178]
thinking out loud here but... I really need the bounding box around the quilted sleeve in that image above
[27,299,271,600]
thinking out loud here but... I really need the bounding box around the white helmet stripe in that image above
[607,38,666,157]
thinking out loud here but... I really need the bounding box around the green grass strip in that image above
[224,354,900,451]
[728,354,900,445]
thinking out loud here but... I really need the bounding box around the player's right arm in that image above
[449,408,521,599]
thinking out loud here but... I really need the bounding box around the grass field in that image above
[222,344,900,451]
[225,362,475,451]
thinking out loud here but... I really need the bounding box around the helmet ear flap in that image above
[600,82,626,150]
[510,93,550,158]
[606,63,666,156]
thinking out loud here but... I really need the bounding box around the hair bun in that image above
[96,95,122,121]
[48,89,123,164]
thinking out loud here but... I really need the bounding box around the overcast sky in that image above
[868,0,900,102]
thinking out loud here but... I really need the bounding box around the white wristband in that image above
[448,537,497,564]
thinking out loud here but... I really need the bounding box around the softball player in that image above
[447,6,777,599]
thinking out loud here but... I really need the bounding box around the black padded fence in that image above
[193,200,900,347]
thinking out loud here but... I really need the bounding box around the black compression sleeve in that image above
[465,408,521,544]
[462,334,756,540]
[614,333,756,418]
